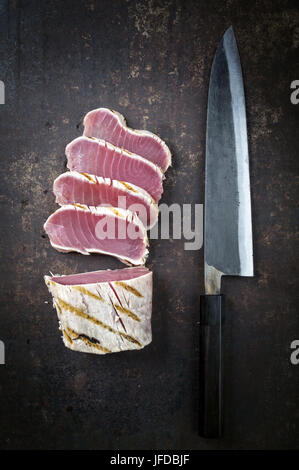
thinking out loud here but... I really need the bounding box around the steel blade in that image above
[204,26,253,294]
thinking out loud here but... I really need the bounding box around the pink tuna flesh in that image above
[83,108,171,172]
[43,205,148,265]
[50,266,150,285]
[53,171,158,230]
[66,136,164,202]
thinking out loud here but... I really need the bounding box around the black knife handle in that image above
[199,294,223,438]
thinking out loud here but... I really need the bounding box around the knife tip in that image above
[224,25,234,37]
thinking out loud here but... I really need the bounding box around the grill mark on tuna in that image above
[114,305,141,322]
[120,181,138,193]
[56,303,62,315]
[73,203,87,210]
[80,172,97,184]
[66,327,111,353]
[57,298,141,347]
[109,207,123,218]
[114,281,143,298]
[63,329,73,344]
[72,285,104,302]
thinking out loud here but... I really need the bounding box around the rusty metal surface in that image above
[0,0,298,449]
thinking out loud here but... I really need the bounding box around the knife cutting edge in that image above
[199,26,254,438]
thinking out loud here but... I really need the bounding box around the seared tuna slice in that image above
[53,171,159,230]
[66,136,164,202]
[44,266,153,355]
[83,108,171,172]
[43,204,148,265]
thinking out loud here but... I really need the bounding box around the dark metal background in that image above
[0,0,298,450]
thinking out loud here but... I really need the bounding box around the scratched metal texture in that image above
[0,0,298,450]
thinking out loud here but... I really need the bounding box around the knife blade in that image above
[199,26,254,438]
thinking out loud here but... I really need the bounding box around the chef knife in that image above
[199,26,254,438]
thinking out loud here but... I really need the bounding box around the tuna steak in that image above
[53,171,159,230]
[83,108,171,172]
[43,204,148,265]
[45,266,152,355]
[66,136,164,202]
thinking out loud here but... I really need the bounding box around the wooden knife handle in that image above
[199,294,223,438]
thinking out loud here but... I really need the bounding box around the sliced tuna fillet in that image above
[66,136,164,202]
[83,107,171,172]
[43,204,148,265]
[53,171,159,230]
[45,266,153,355]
